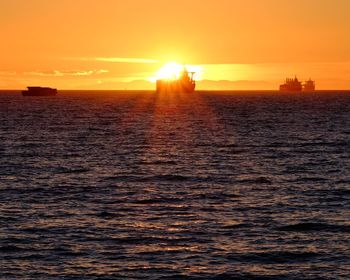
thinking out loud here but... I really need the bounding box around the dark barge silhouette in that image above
[22,87,57,96]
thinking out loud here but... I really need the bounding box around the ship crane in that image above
[188,72,195,82]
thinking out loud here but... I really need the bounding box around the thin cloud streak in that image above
[70,57,159,64]
[22,70,109,77]
[0,71,17,76]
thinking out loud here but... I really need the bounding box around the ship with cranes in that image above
[156,67,196,93]
[279,77,315,92]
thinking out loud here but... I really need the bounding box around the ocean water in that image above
[0,90,349,280]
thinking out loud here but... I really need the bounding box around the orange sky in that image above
[1,0,350,90]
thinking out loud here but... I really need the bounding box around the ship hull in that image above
[303,86,315,91]
[279,85,303,92]
[156,80,195,93]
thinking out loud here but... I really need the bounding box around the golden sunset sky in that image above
[1,0,350,90]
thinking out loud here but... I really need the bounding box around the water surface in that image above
[0,90,349,279]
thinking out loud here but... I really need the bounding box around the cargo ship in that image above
[279,77,316,92]
[156,68,195,93]
[303,78,316,91]
[22,87,57,96]
[279,77,303,92]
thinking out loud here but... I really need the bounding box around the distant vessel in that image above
[156,68,195,93]
[22,87,57,96]
[279,77,316,92]
[303,78,316,91]
[279,77,303,92]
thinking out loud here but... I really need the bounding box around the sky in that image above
[1,0,350,90]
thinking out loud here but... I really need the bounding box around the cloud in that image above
[23,69,109,77]
[71,57,159,64]
[0,71,17,76]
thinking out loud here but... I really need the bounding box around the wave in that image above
[236,177,272,185]
[85,235,200,245]
[0,245,27,253]
[56,167,91,174]
[330,188,350,196]
[303,188,350,201]
[131,197,183,204]
[276,222,350,232]
[226,251,320,264]
[141,174,191,182]
[335,180,350,187]
[95,211,118,219]
[288,177,329,183]
[160,272,297,280]
[102,174,193,183]
[137,160,178,165]
[222,223,252,230]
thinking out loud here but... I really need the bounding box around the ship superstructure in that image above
[156,68,196,93]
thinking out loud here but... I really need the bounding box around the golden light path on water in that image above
[112,90,238,275]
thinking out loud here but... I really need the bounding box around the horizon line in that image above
[2,89,350,92]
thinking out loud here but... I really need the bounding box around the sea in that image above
[0,90,349,280]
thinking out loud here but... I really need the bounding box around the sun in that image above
[150,62,203,82]
[156,62,183,80]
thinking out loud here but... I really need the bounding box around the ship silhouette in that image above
[22,87,57,96]
[279,77,303,91]
[303,78,316,91]
[279,77,315,92]
[156,67,195,93]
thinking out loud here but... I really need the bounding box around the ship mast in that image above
[189,72,195,83]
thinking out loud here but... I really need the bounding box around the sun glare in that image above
[156,62,183,80]
[151,62,203,82]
